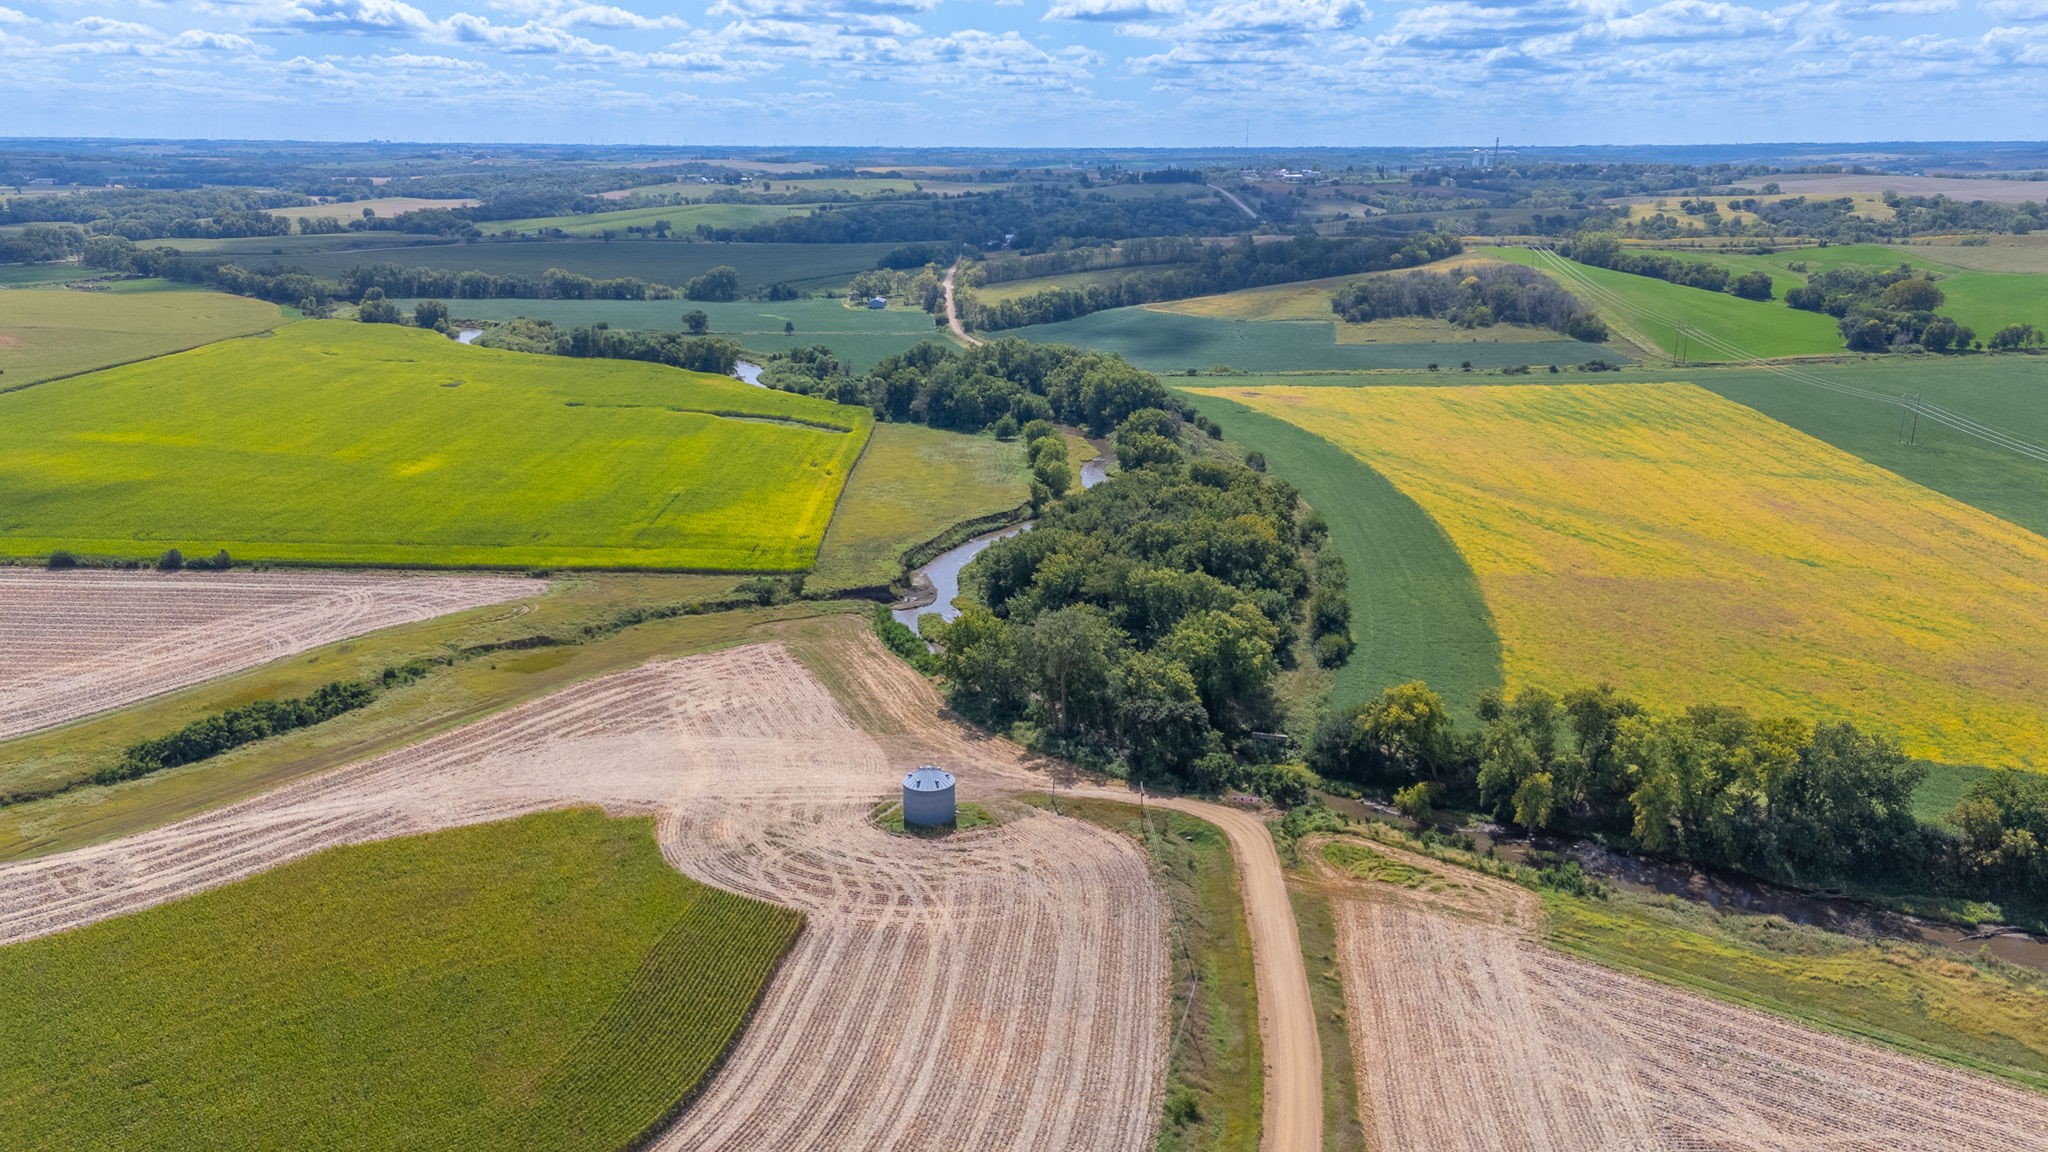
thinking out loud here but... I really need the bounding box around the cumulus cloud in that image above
[1980,0,2048,17]
[258,0,439,36]
[1044,0,1186,22]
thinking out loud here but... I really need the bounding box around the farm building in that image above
[902,766,956,826]
[866,296,889,309]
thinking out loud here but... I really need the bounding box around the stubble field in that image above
[1315,835,2047,1150]
[0,568,536,742]
[1201,382,2048,769]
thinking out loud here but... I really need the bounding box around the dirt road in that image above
[1160,798,1319,1152]
[943,260,981,346]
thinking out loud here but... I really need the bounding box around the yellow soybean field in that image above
[1201,382,2048,770]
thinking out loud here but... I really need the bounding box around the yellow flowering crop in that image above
[1201,382,2048,770]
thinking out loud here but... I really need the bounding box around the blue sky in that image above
[1,0,2043,146]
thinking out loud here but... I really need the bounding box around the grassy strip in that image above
[810,421,1030,593]
[0,809,801,1151]
[1178,390,1503,716]
[1041,796,1262,1152]
[1543,890,2048,1095]
[0,580,855,863]
[1289,888,1369,1152]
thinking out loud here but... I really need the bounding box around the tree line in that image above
[762,337,1187,438]
[473,317,742,376]
[1313,680,2046,910]
[1329,263,1609,342]
[1786,264,1980,352]
[1556,232,1773,299]
[924,410,1343,798]
[961,232,1463,332]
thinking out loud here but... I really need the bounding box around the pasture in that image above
[1489,246,1844,360]
[275,239,902,293]
[1207,382,2048,770]
[494,202,813,237]
[0,285,285,389]
[408,296,944,369]
[811,423,1028,591]
[0,263,97,287]
[0,809,801,1151]
[0,322,871,570]
[1013,306,1616,373]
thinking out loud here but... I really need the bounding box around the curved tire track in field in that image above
[1317,837,2047,1151]
[0,640,1167,1152]
[0,569,537,741]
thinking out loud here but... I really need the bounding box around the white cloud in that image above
[552,4,689,29]
[1981,0,2048,17]
[259,0,439,35]
[1044,0,1185,22]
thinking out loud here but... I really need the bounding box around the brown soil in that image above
[0,635,1167,1151]
[1315,836,2046,1151]
[0,569,536,740]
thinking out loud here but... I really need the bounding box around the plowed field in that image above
[0,569,535,740]
[1318,837,2046,1151]
[0,640,1167,1152]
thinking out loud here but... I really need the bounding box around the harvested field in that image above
[0,640,1167,1152]
[1319,837,2047,1151]
[0,568,535,740]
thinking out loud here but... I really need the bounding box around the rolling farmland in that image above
[0,636,1169,1152]
[1200,382,2048,768]
[0,323,871,570]
[0,285,285,388]
[493,202,814,237]
[0,568,535,742]
[1650,244,2048,337]
[0,808,800,1151]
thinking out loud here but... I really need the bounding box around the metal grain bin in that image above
[902,766,957,827]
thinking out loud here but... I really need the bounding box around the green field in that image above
[1012,306,1617,374]
[0,262,99,287]
[0,322,871,569]
[0,809,802,1150]
[407,296,945,370]
[1653,244,2048,340]
[811,423,1028,591]
[1490,246,1845,361]
[0,284,286,388]
[495,202,814,237]
[269,240,903,293]
[1179,390,1502,716]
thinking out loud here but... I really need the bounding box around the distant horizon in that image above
[4,136,2046,162]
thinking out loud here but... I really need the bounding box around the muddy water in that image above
[1315,791,2048,973]
[1081,447,1111,489]
[734,360,764,387]
[455,328,483,345]
[892,524,1030,634]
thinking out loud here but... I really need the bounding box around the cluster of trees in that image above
[925,410,1340,793]
[1329,263,1609,342]
[961,232,1463,331]
[1785,265,1977,352]
[98,663,430,786]
[1557,232,1769,297]
[1314,680,2047,907]
[0,222,87,263]
[0,187,307,240]
[474,317,741,375]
